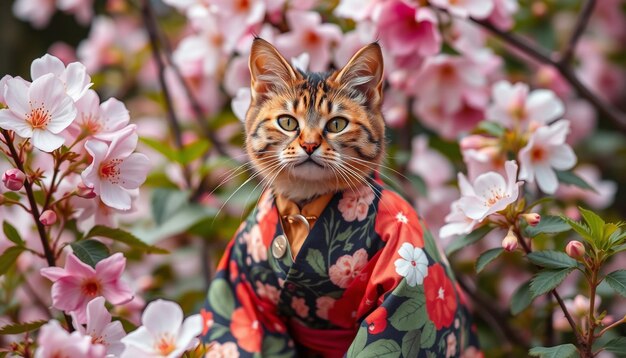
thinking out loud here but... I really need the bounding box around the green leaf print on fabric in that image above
[306,248,327,276]
[393,280,424,298]
[347,326,368,358]
[419,321,437,349]
[262,335,294,358]
[401,329,421,357]
[390,294,427,331]
[207,278,235,319]
[208,324,229,341]
[356,339,401,358]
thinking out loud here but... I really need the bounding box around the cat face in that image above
[245,39,385,202]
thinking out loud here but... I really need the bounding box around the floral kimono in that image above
[201,183,481,357]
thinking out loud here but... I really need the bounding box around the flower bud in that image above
[2,168,25,191]
[77,182,97,199]
[522,213,541,227]
[39,210,57,226]
[502,227,518,252]
[566,240,585,259]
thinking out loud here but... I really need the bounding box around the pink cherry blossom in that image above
[40,253,134,324]
[334,22,377,70]
[211,0,265,26]
[65,89,131,142]
[329,248,369,288]
[12,0,56,29]
[430,0,494,19]
[121,299,202,358]
[76,16,120,73]
[71,296,126,357]
[564,99,596,146]
[35,320,106,358]
[417,186,460,239]
[375,1,441,59]
[31,54,92,102]
[457,160,521,221]
[82,126,150,210]
[57,0,94,25]
[334,0,381,21]
[0,74,76,152]
[519,120,577,194]
[488,0,519,30]
[408,135,454,189]
[382,88,408,128]
[232,88,251,122]
[275,10,342,72]
[414,91,487,140]
[486,80,564,130]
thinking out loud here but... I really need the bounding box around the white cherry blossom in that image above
[121,300,202,358]
[72,297,126,357]
[457,160,521,221]
[82,126,150,210]
[0,74,76,152]
[31,54,92,102]
[519,120,577,194]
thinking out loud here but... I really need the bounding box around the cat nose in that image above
[301,142,320,155]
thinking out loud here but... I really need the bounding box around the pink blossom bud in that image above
[77,182,97,199]
[502,227,518,252]
[522,213,541,227]
[460,135,497,151]
[2,168,25,191]
[566,240,585,259]
[39,210,57,226]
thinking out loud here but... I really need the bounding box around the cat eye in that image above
[277,115,298,131]
[325,117,348,133]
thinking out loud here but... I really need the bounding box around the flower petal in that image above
[117,153,150,189]
[65,252,96,277]
[550,145,577,170]
[63,62,92,101]
[31,54,65,80]
[535,164,558,194]
[0,109,32,137]
[95,253,126,281]
[100,181,132,210]
[40,266,68,281]
[101,280,133,305]
[32,129,66,152]
[121,326,156,353]
[51,276,85,312]
[85,296,111,335]
[142,299,183,336]
[527,89,564,123]
[175,314,202,351]
[100,97,129,132]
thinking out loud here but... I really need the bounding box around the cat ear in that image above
[249,38,300,102]
[333,43,384,106]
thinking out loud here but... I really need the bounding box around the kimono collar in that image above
[274,192,334,257]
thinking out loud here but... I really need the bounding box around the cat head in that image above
[244,38,385,202]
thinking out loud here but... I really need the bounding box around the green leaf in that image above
[180,139,210,165]
[511,280,534,315]
[530,268,574,298]
[347,326,368,358]
[401,330,421,358]
[262,335,287,356]
[579,207,605,240]
[70,240,110,268]
[389,295,427,331]
[446,225,494,255]
[140,137,179,163]
[605,270,626,297]
[528,344,577,358]
[207,279,235,319]
[604,337,626,356]
[560,216,593,242]
[85,226,168,254]
[526,251,578,269]
[3,222,24,246]
[477,121,505,136]
[422,225,441,264]
[305,249,326,276]
[524,216,571,237]
[475,248,504,273]
[419,321,436,349]
[356,339,401,358]
[151,189,189,226]
[0,246,25,276]
[556,170,597,193]
[0,320,47,335]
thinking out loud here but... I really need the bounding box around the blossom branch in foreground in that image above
[432,5,626,132]
[558,0,597,65]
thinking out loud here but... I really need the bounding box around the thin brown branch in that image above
[140,0,193,187]
[457,274,529,349]
[155,25,229,157]
[455,11,626,132]
[559,0,597,65]
[1,129,74,332]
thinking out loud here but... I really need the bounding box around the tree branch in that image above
[459,12,626,132]
[140,0,193,188]
[559,0,597,65]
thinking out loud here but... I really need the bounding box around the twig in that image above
[437,9,626,132]
[140,0,193,188]
[155,25,229,157]
[0,129,74,332]
[597,315,626,337]
[457,274,529,349]
[559,0,597,65]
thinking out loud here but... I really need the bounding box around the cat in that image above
[200,38,481,358]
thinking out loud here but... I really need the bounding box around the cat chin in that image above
[288,162,333,181]
[270,175,343,202]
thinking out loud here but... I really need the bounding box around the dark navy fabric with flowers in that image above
[201,184,481,357]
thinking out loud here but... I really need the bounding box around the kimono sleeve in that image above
[345,190,481,357]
